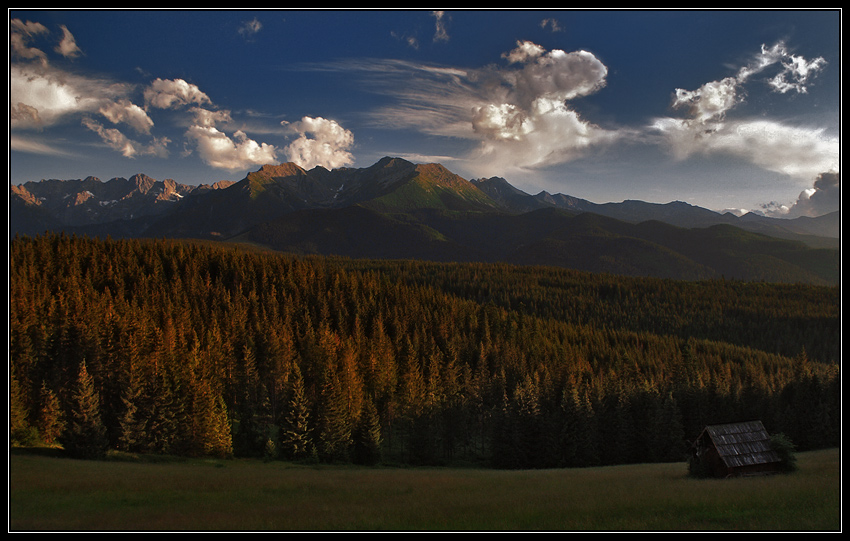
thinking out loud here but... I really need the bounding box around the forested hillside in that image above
[9,234,840,468]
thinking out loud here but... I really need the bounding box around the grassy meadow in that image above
[9,447,840,531]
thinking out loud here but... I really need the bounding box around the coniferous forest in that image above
[9,234,840,468]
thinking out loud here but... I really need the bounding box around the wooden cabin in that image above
[691,420,781,478]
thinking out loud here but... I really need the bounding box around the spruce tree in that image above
[61,361,109,459]
[117,369,146,453]
[10,367,36,446]
[278,363,313,460]
[316,367,353,463]
[37,382,65,445]
[352,396,382,465]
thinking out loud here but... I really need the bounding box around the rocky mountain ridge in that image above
[9,157,839,285]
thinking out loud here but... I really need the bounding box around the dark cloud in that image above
[785,171,840,218]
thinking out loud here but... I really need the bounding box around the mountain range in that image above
[9,157,840,285]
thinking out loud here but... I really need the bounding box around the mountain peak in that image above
[255,162,307,177]
[374,156,414,169]
[129,173,157,193]
[413,162,468,188]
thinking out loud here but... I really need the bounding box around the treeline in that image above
[9,234,840,468]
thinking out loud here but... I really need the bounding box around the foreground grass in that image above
[9,448,840,531]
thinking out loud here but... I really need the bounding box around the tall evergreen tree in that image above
[36,382,65,445]
[61,361,109,459]
[10,367,36,446]
[352,396,382,465]
[190,377,234,459]
[316,366,353,463]
[278,363,313,461]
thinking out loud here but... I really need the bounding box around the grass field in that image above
[9,448,840,531]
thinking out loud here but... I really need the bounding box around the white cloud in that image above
[98,99,154,134]
[669,41,827,126]
[9,64,104,128]
[55,25,82,58]
[672,77,741,124]
[185,125,278,171]
[82,117,169,158]
[283,116,355,170]
[500,43,609,107]
[10,20,274,173]
[190,107,233,128]
[653,40,836,213]
[238,17,262,39]
[501,40,546,65]
[432,11,449,43]
[652,117,838,181]
[10,134,77,157]
[540,18,563,32]
[182,104,278,171]
[763,44,827,94]
[144,78,212,110]
[9,19,49,62]
[466,41,618,175]
[310,41,620,176]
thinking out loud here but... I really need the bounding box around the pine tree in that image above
[61,361,109,459]
[10,367,37,446]
[316,366,353,463]
[36,382,65,445]
[190,377,234,459]
[278,363,313,461]
[210,395,234,459]
[352,396,382,465]
[560,384,599,467]
[653,391,686,462]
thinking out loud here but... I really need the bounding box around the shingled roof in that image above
[699,420,780,469]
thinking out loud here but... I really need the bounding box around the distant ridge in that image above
[9,157,839,285]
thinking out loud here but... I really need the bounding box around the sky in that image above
[8,9,841,218]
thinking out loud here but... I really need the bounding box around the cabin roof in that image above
[700,420,780,468]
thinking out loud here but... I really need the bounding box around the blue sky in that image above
[9,9,841,217]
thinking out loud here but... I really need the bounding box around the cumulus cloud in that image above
[98,99,154,134]
[180,105,277,171]
[186,125,277,171]
[10,18,163,158]
[9,18,278,173]
[10,59,165,160]
[144,78,212,110]
[283,116,355,170]
[312,40,621,177]
[668,41,826,125]
[764,171,840,218]
[467,41,619,175]
[9,61,139,130]
[10,19,116,129]
[10,64,92,127]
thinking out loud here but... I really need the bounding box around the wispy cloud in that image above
[238,17,263,40]
[306,40,628,177]
[651,40,836,214]
[540,18,563,32]
[432,11,450,42]
[55,25,83,58]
